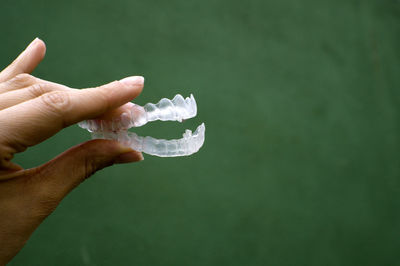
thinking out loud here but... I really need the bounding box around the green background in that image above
[1,0,400,265]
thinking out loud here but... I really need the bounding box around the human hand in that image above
[0,38,144,264]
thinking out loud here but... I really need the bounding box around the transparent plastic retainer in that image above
[78,94,205,157]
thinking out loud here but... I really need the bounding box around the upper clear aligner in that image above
[78,94,205,157]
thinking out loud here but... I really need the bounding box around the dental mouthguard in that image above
[78,94,205,157]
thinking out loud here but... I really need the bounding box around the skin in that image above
[0,38,144,264]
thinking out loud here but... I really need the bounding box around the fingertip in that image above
[114,151,144,164]
[33,38,46,60]
[119,76,144,87]
[17,37,47,74]
[97,102,135,120]
[119,76,144,97]
[26,38,46,57]
[95,76,144,111]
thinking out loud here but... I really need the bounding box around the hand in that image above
[0,38,144,264]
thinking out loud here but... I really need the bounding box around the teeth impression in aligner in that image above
[78,94,205,157]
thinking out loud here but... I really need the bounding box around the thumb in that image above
[36,139,143,200]
[0,139,142,264]
[0,38,46,83]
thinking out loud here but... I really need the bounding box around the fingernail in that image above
[121,112,131,128]
[27,37,40,49]
[119,76,144,87]
[114,151,144,164]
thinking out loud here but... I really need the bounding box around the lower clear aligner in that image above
[91,123,205,157]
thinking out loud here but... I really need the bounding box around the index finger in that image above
[0,76,144,153]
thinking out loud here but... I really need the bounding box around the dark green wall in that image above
[2,0,400,265]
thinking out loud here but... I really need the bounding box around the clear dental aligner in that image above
[91,123,205,157]
[78,94,197,132]
[78,94,205,157]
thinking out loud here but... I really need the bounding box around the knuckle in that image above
[40,91,70,114]
[11,73,36,86]
[81,142,115,179]
[28,83,49,97]
[84,157,96,180]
